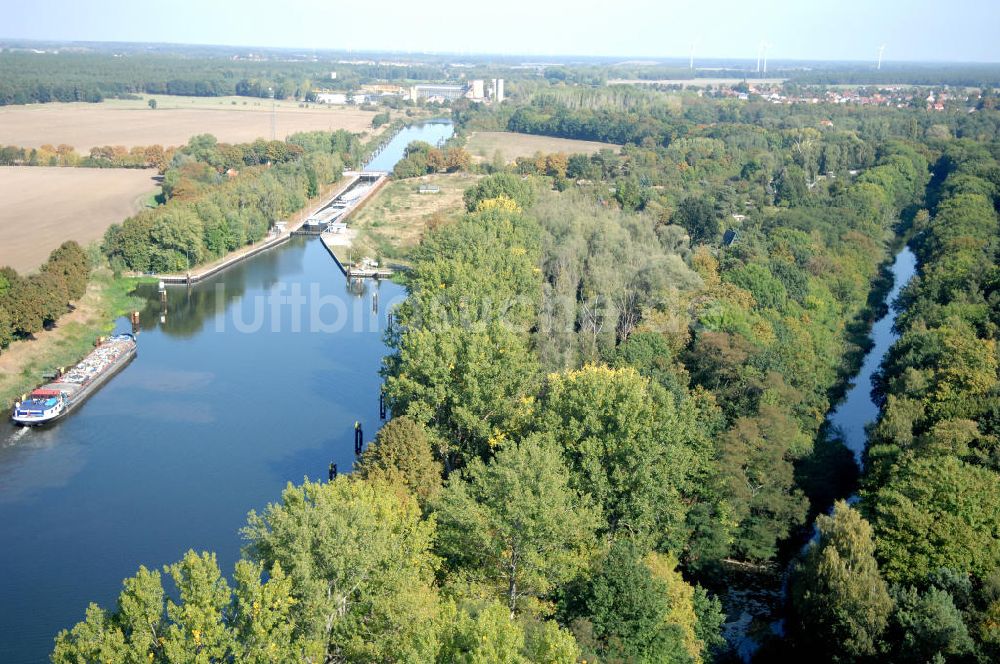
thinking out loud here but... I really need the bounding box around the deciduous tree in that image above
[434,434,599,616]
[356,415,443,504]
[790,501,893,660]
[242,478,441,662]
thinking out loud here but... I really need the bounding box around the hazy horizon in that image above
[4,37,999,68]
[3,0,999,65]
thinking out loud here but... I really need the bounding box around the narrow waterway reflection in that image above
[826,246,917,466]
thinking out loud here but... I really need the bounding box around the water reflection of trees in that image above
[131,239,303,338]
[132,279,247,339]
[127,235,403,338]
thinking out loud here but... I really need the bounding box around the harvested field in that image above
[0,166,158,273]
[347,172,480,263]
[0,95,382,151]
[465,131,619,163]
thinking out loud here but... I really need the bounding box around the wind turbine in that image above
[877,44,886,70]
[756,40,765,73]
[761,42,772,76]
[688,38,702,71]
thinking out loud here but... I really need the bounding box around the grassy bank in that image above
[0,270,153,408]
[346,172,480,266]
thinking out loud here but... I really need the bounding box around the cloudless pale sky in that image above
[4,0,999,63]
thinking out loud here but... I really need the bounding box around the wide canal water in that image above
[0,121,452,663]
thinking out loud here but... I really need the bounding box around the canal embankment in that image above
[0,271,154,410]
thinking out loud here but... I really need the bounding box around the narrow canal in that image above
[0,121,453,663]
[365,120,454,172]
[728,245,919,660]
[826,246,917,464]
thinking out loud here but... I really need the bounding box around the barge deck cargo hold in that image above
[11,333,137,426]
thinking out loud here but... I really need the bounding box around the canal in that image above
[0,121,452,663]
[826,246,917,464]
[727,245,918,660]
[365,120,455,172]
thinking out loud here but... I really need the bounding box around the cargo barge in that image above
[11,333,136,426]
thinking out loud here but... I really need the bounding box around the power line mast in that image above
[268,87,276,140]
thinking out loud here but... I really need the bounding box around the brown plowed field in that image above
[0,166,158,273]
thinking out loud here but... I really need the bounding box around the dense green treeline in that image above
[381,193,727,661]
[453,87,1000,146]
[392,140,471,178]
[0,51,450,106]
[102,130,364,273]
[783,141,1000,662]
[519,140,928,568]
[0,143,169,168]
[0,52,307,103]
[0,242,91,354]
[791,65,1000,87]
[531,63,1000,88]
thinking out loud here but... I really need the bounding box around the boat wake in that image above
[5,426,29,446]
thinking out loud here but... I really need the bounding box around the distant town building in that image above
[315,92,347,105]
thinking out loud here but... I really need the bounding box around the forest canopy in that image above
[49,71,1000,662]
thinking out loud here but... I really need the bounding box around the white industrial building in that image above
[313,92,371,105]
[315,92,347,104]
[409,84,468,102]
[490,78,504,102]
[408,78,504,103]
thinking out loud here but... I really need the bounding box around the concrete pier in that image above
[316,172,394,279]
[319,232,393,279]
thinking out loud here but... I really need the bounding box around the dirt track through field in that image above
[0,166,157,273]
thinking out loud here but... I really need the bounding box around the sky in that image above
[3,0,999,64]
